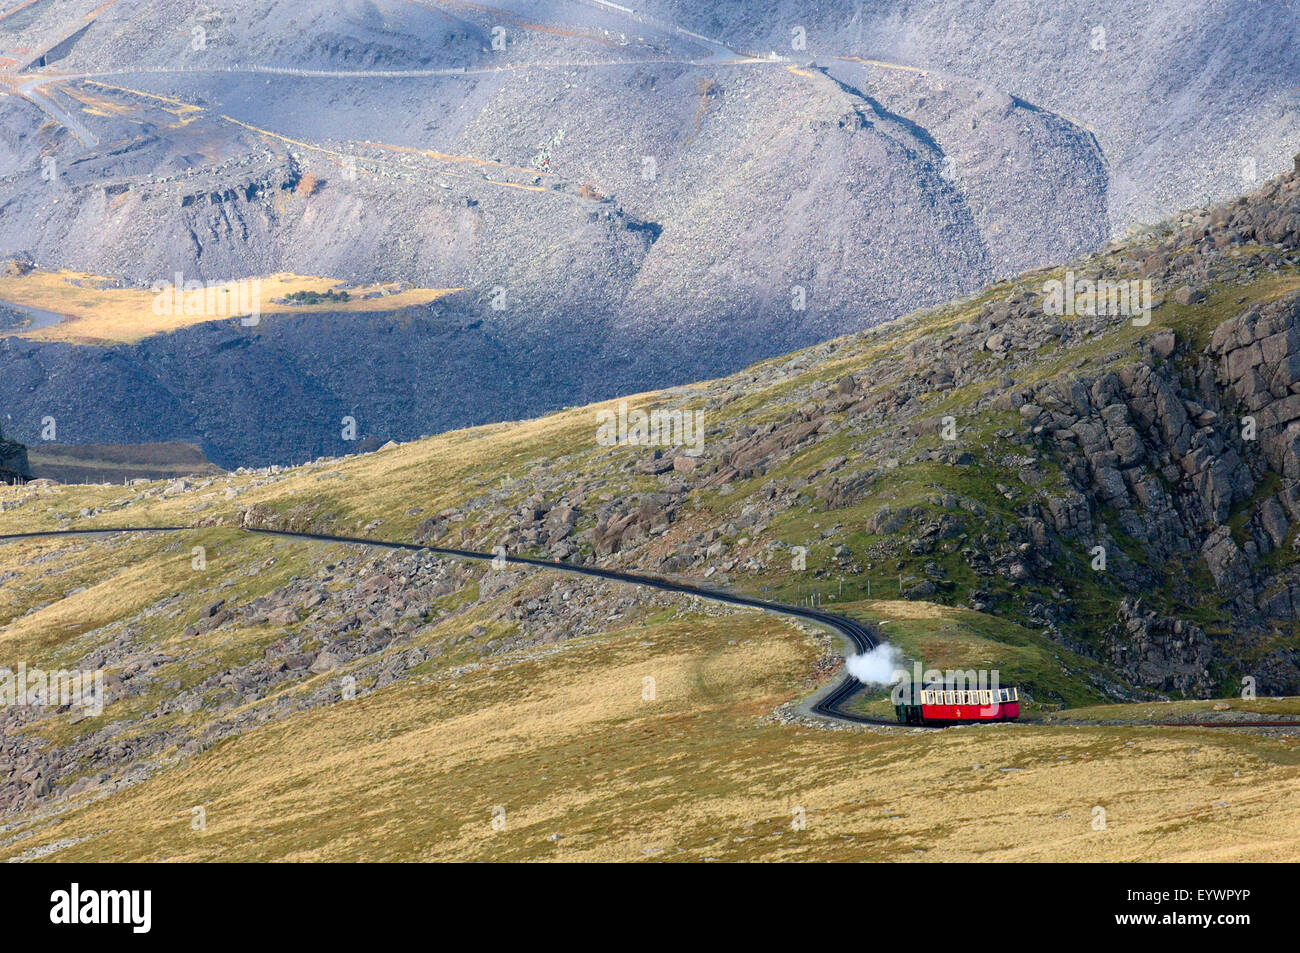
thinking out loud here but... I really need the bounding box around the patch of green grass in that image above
[830,600,1126,719]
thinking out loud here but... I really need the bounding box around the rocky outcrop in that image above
[1207,295,1300,481]
[0,427,29,485]
[1108,599,1214,696]
[590,161,1300,693]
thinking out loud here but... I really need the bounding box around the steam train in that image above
[894,684,1020,725]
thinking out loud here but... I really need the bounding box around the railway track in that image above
[8,526,1295,731]
[0,524,890,726]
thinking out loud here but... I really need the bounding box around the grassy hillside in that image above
[5,428,1300,859]
[2,550,1298,861]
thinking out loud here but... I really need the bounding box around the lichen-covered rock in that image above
[1108,599,1214,696]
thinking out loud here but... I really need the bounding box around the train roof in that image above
[899,681,1017,690]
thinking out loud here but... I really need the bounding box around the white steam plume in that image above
[844,644,903,685]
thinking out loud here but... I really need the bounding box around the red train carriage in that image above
[894,684,1020,725]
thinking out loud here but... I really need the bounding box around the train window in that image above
[945,692,955,705]
[997,689,1008,702]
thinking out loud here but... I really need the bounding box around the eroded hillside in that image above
[0,0,1112,460]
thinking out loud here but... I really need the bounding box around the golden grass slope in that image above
[0,269,460,344]
[2,484,1299,861]
[3,595,1299,862]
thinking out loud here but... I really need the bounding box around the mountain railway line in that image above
[1,525,1297,731]
[0,523,901,725]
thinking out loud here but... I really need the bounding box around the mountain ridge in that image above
[0,0,1117,459]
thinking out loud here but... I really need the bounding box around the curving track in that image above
[5,525,1299,730]
[0,524,891,726]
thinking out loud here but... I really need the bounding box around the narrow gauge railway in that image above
[10,526,1287,731]
[0,525,909,725]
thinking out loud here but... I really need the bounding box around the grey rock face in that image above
[0,1,1115,464]
[0,427,29,484]
[1108,599,1214,696]
[655,0,1300,232]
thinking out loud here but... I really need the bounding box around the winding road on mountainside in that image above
[0,0,763,146]
[0,0,943,157]
[0,523,893,726]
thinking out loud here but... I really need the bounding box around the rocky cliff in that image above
[378,154,1300,698]
[0,427,28,484]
